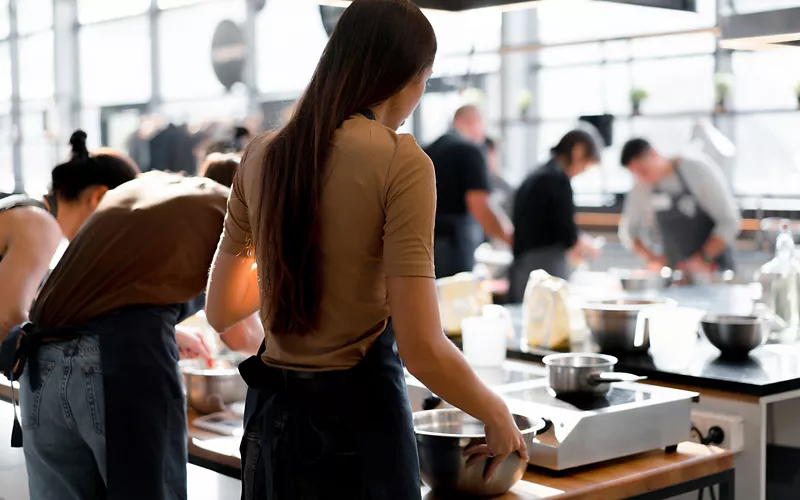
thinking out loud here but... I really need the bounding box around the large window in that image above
[0,0,10,39]
[78,0,150,25]
[159,0,246,101]
[0,42,10,101]
[79,16,151,106]
[17,0,52,35]
[19,31,55,101]
[256,0,328,95]
[0,112,12,192]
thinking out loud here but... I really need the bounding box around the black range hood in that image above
[410,0,696,11]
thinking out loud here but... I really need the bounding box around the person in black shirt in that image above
[509,129,600,301]
[425,106,512,278]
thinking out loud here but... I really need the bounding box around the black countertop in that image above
[502,301,800,398]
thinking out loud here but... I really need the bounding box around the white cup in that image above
[461,316,507,368]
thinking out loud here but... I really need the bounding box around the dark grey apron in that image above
[655,163,734,271]
[1,300,203,500]
[508,245,570,303]
[434,214,482,278]
[238,322,421,500]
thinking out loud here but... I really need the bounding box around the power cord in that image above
[691,426,725,500]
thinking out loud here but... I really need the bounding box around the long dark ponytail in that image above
[256,0,437,336]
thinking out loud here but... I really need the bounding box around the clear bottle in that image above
[757,224,800,342]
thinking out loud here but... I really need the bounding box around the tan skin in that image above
[626,150,725,273]
[454,109,514,247]
[206,66,527,479]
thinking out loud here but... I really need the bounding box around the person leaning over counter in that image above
[619,138,741,273]
[1,171,263,500]
[509,130,601,301]
[205,1,527,498]
[426,105,514,278]
[0,131,138,338]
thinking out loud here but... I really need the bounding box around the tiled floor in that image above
[0,402,240,500]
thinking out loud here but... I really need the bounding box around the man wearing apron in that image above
[619,138,740,273]
[425,105,513,278]
[0,172,256,500]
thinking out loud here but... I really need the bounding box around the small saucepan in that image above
[542,353,646,398]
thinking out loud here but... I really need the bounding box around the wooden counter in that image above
[188,411,734,500]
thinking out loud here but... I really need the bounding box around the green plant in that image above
[630,88,649,104]
[794,81,800,97]
[715,73,734,102]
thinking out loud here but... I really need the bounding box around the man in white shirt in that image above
[619,138,741,273]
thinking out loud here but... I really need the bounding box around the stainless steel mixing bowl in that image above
[582,298,677,354]
[702,315,768,360]
[414,409,545,497]
[180,356,248,414]
[612,268,673,292]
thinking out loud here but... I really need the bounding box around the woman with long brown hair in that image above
[205,1,527,497]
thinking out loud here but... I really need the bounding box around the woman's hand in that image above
[463,398,528,480]
[176,326,213,361]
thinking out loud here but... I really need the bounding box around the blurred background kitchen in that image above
[3,0,800,282]
[6,1,800,500]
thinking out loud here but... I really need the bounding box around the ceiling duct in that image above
[315,0,696,13]
[721,8,800,50]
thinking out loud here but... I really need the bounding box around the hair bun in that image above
[69,130,89,157]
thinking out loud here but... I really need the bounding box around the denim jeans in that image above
[20,335,107,500]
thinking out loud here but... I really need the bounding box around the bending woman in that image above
[0,131,138,338]
[206,1,526,498]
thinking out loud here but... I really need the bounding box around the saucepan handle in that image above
[587,372,647,385]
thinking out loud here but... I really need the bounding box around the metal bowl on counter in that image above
[611,268,673,292]
[414,409,545,497]
[701,315,768,360]
[582,298,677,354]
[180,355,248,414]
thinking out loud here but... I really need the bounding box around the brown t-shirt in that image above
[31,172,229,327]
[220,114,436,370]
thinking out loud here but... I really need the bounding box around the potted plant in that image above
[517,90,533,119]
[630,88,649,116]
[715,73,734,114]
[794,82,800,110]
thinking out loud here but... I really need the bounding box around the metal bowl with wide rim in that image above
[180,355,248,414]
[702,315,768,360]
[582,298,677,354]
[611,267,673,292]
[414,409,545,497]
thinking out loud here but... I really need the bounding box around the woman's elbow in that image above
[204,300,230,333]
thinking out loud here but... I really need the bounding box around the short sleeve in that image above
[383,136,437,278]
[461,145,490,193]
[219,151,254,255]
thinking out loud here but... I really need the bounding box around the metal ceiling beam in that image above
[720,7,800,50]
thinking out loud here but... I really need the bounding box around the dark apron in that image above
[508,245,570,303]
[434,214,482,278]
[1,300,202,500]
[655,164,734,271]
[238,321,421,500]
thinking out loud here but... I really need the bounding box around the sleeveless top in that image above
[0,195,50,263]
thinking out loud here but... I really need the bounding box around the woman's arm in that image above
[0,209,62,340]
[205,249,260,334]
[389,276,527,475]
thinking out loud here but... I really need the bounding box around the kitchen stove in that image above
[407,361,698,471]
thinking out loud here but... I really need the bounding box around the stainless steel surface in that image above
[613,268,672,292]
[582,298,676,353]
[542,353,644,396]
[503,379,697,471]
[180,356,247,414]
[408,363,696,472]
[414,409,545,497]
[702,315,768,359]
